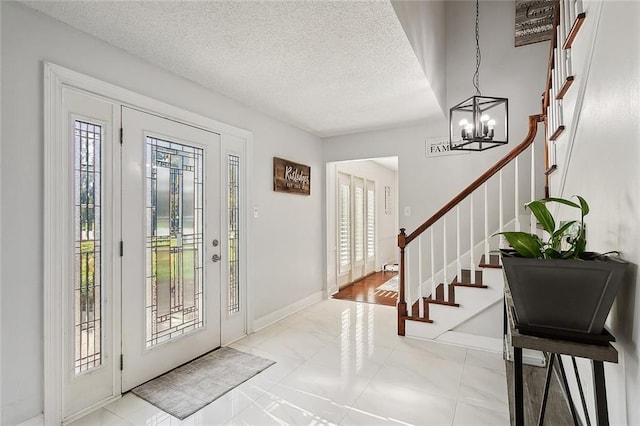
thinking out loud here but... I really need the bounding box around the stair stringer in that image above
[405,267,504,340]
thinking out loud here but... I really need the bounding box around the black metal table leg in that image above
[593,360,609,426]
[558,355,580,425]
[514,346,524,426]
[538,353,556,426]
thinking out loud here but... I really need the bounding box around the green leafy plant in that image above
[496,196,589,259]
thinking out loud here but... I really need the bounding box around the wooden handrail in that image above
[402,114,544,247]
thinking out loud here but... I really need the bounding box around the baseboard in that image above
[436,331,503,353]
[503,337,547,367]
[17,414,43,426]
[251,291,324,332]
[61,394,122,425]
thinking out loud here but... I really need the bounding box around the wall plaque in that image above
[515,0,555,47]
[426,137,469,157]
[273,157,311,195]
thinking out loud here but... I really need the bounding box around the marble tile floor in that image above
[70,299,509,425]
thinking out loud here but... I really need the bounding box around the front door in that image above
[121,107,221,391]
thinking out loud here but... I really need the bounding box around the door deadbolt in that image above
[211,254,221,262]
[212,239,219,247]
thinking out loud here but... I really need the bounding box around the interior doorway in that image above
[325,157,399,299]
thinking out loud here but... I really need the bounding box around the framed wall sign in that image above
[273,157,311,195]
[384,186,392,214]
[515,0,555,47]
[426,137,469,157]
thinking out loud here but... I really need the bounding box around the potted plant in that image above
[497,196,627,344]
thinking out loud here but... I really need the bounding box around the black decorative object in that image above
[501,249,627,345]
[450,0,509,152]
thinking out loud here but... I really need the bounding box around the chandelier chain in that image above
[473,0,481,96]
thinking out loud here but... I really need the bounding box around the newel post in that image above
[397,228,407,336]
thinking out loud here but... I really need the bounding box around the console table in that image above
[505,282,618,426]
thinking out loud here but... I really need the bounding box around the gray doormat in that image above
[131,347,275,420]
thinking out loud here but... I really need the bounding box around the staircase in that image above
[397,115,546,348]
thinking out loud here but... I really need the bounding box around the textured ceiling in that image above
[23,1,444,137]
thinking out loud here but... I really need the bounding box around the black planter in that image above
[501,250,627,344]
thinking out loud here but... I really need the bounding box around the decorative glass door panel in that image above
[121,107,220,391]
[74,120,103,374]
[146,137,204,347]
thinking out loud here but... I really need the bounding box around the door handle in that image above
[211,254,221,262]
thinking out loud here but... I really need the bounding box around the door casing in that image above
[44,63,252,425]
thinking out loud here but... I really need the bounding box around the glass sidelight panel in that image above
[227,155,240,314]
[146,136,204,347]
[74,120,102,374]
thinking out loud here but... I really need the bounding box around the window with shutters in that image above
[338,175,351,274]
[366,186,375,260]
[354,185,364,262]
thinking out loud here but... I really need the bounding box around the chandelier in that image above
[449,0,508,152]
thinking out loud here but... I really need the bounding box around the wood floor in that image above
[332,271,398,306]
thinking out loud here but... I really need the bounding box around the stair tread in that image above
[452,283,489,289]
[424,296,460,307]
[479,254,502,268]
[403,315,434,324]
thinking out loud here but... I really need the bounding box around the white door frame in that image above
[44,63,253,425]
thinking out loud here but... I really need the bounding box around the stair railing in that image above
[397,114,544,336]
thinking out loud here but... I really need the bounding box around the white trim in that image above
[557,0,604,198]
[45,63,252,140]
[0,2,3,421]
[61,395,121,426]
[435,331,503,353]
[252,291,323,332]
[44,62,66,426]
[16,414,44,426]
[44,62,254,425]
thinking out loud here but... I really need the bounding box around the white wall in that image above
[547,1,640,424]
[324,0,547,239]
[0,3,324,424]
[0,2,3,423]
[391,0,447,114]
[326,160,398,294]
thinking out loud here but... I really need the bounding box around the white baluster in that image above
[558,99,564,127]
[469,193,476,284]
[575,0,583,16]
[406,247,411,316]
[456,205,461,283]
[566,48,573,77]
[531,144,536,236]
[557,28,565,84]
[484,182,489,263]
[430,228,436,301]
[443,215,448,302]
[552,48,558,99]
[418,234,424,318]
[559,0,567,45]
[499,170,504,248]
[515,157,520,232]
[547,105,553,140]
[567,0,576,29]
